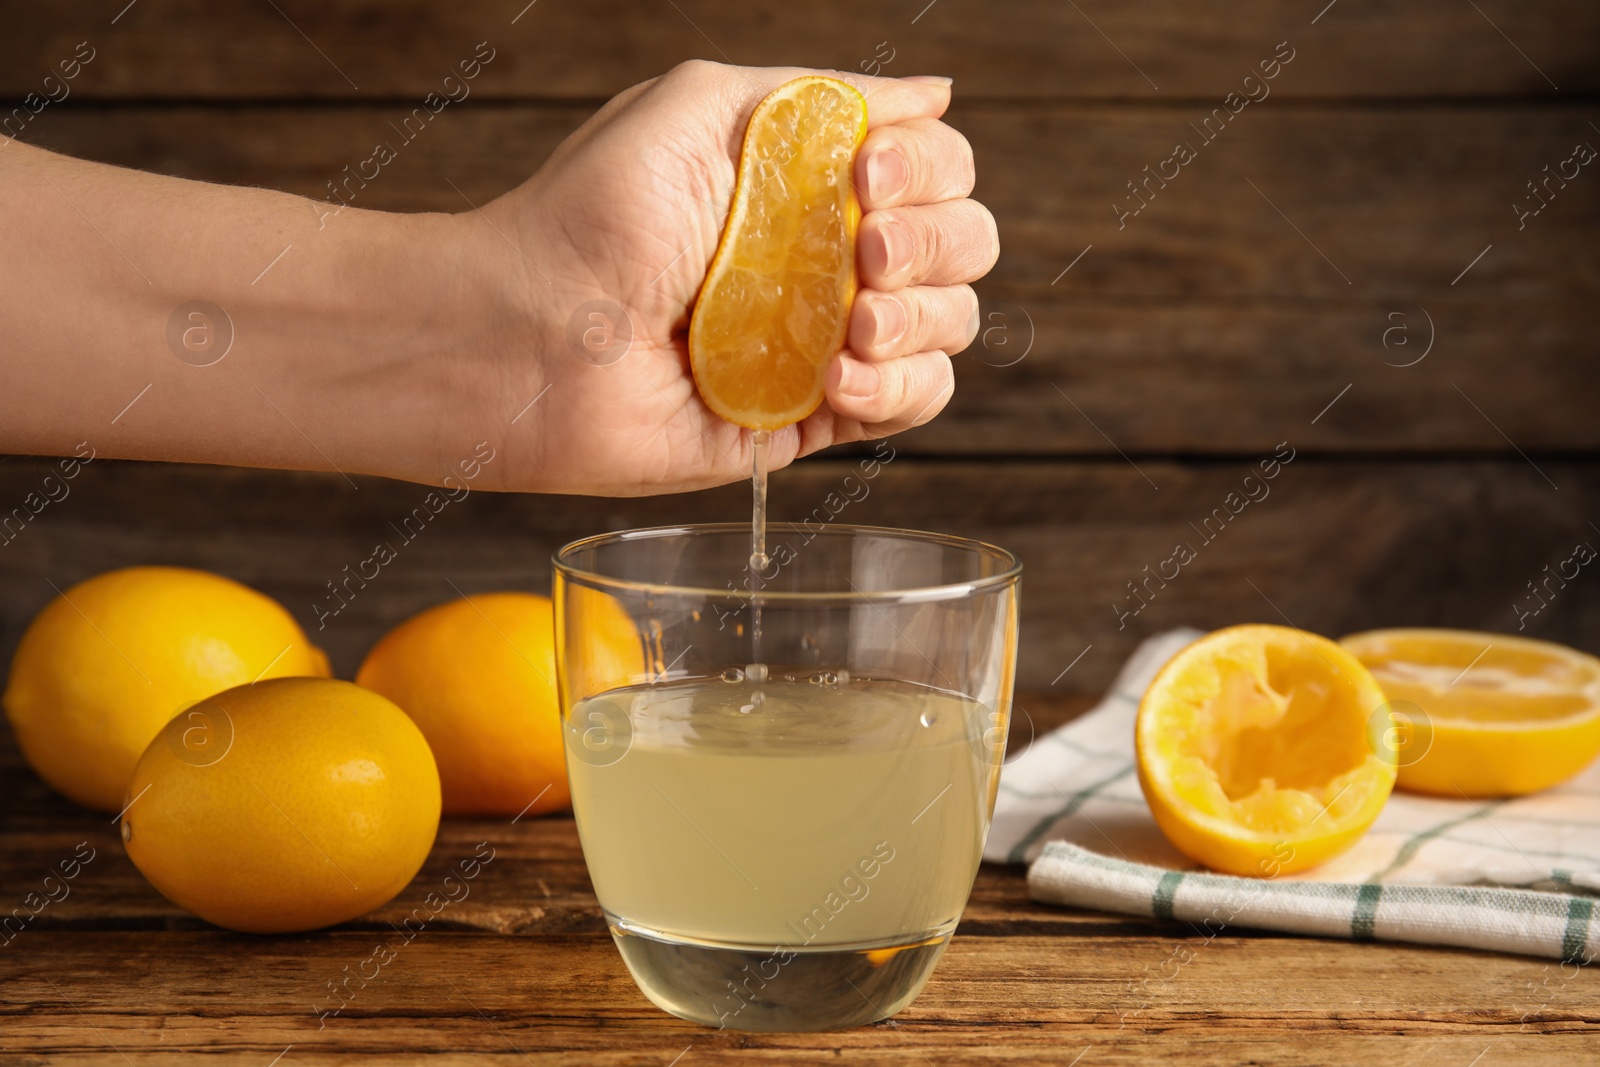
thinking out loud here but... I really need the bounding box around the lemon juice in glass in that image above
[555,522,1020,1030]
[554,75,1017,1030]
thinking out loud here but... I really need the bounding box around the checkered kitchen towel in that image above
[989,629,1600,961]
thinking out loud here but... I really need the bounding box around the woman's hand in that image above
[0,63,997,497]
[477,61,999,495]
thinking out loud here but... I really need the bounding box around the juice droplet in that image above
[721,667,745,683]
[919,710,939,728]
[746,663,769,683]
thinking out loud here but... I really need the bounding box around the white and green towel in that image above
[989,629,1600,961]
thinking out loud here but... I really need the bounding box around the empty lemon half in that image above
[1136,625,1396,877]
[1341,628,1600,797]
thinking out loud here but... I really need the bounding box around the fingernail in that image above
[865,146,908,203]
[870,295,907,349]
[904,75,954,86]
[875,216,912,280]
[837,358,880,399]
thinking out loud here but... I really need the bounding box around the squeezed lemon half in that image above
[689,76,868,430]
[1341,628,1600,797]
[1136,625,1396,877]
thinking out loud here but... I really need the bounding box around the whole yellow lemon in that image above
[356,592,641,817]
[122,677,440,933]
[4,566,329,811]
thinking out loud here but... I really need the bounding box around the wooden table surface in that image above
[4,695,1595,1065]
[3,1,1598,1061]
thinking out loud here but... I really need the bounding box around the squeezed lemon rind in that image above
[688,76,868,432]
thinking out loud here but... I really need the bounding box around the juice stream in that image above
[749,430,770,688]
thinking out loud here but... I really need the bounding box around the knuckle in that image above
[905,122,974,203]
[900,290,929,347]
[958,202,1000,276]
[902,129,936,201]
[883,361,915,411]
[952,132,976,196]
[665,59,723,88]
[953,286,980,351]
[909,355,937,393]
[917,217,950,284]
[913,360,955,424]
[979,204,1001,267]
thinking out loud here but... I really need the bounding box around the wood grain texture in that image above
[6,933,1592,1063]
[17,104,1600,454]
[2,0,1595,101]
[0,458,1595,696]
[1,729,1595,1064]
[3,0,1598,1058]
[4,933,1594,1063]
[24,104,1596,299]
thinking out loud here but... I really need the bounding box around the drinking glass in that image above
[554,523,1021,1031]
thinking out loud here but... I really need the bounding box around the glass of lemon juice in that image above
[554,523,1020,1031]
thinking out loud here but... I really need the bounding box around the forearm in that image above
[0,63,985,498]
[0,142,536,483]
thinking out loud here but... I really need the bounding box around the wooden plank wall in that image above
[1,1,1596,696]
